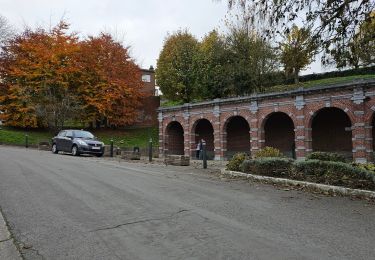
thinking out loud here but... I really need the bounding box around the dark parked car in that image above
[52,130,105,157]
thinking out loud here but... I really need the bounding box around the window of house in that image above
[142,74,151,82]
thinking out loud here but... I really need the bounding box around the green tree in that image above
[280,25,317,83]
[225,19,279,95]
[357,11,375,67]
[341,11,375,68]
[156,29,199,103]
[195,30,230,99]
[224,0,374,67]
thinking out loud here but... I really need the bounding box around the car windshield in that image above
[74,130,94,139]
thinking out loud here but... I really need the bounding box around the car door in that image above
[55,131,66,151]
[64,130,74,152]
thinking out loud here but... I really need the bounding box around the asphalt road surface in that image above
[0,146,374,260]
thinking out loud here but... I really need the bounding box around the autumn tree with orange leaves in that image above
[0,22,80,128]
[0,21,143,129]
[78,33,143,128]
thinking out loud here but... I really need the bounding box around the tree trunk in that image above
[294,69,299,84]
[95,119,101,129]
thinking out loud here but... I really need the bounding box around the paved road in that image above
[0,146,374,260]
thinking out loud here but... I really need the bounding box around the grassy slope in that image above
[160,74,375,107]
[263,74,375,94]
[0,126,158,148]
[93,127,158,148]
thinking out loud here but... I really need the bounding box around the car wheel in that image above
[71,145,80,156]
[95,153,103,157]
[52,143,58,154]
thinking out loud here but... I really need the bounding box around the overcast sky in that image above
[1,0,323,73]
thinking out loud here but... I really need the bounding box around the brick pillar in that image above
[249,118,259,157]
[212,100,223,160]
[294,113,307,159]
[213,120,222,160]
[294,95,308,159]
[158,112,165,158]
[220,131,226,160]
[183,106,191,158]
[352,87,367,163]
[190,126,197,159]
[184,127,190,157]
[365,123,374,162]
[352,120,367,163]
[249,101,260,157]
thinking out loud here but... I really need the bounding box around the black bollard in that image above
[202,143,207,169]
[110,139,114,157]
[148,138,153,162]
[25,134,29,148]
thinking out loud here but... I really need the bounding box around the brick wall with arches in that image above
[158,79,375,163]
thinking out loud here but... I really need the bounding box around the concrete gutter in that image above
[0,208,22,259]
[221,169,375,200]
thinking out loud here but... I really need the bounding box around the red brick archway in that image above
[191,119,214,159]
[224,116,250,159]
[262,112,295,158]
[166,121,184,155]
[159,81,375,163]
[311,107,353,159]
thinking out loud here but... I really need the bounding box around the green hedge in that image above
[236,157,375,190]
[292,160,375,190]
[240,157,294,178]
[306,152,347,163]
[352,163,375,174]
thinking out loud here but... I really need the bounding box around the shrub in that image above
[254,147,284,158]
[240,157,294,178]
[226,153,248,171]
[306,152,346,163]
[352,163,375,175]
[292,160,375,190]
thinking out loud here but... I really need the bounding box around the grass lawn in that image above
[93,127,158,148]
[0,126,159,148]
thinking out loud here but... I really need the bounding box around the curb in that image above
[0,208,22,259]
[221,169,375,199]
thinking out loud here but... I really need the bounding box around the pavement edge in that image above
[221,169,375,199]
[0,207,22,259]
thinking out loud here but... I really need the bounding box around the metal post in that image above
[202,143,207,169]
[148,138,153,162]
[110,139,114,157]
[25,134,29,148]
